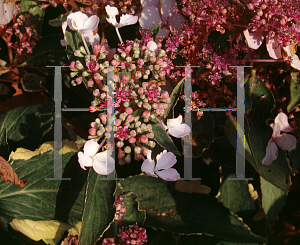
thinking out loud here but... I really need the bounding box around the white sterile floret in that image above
[67,12,99,34]
[105,5,138,28]
[160,115,191,138]
[141,149,180,181]
[262,112,297,166]
[78,139,115,175]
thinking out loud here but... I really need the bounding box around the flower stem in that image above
[81,33,91,55]
[115,27,123,44]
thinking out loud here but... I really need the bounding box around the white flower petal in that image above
[83,139,100,157]
[81,15,99,33]
[0,0,15,25]
[262,141,278,166]
[139,6,162,30]
[156,150,177,170]
[167,115,183,129]
[160,0,177,21]
[140,0,159,8]
[67,12,88,31]
[243,29,264,50]
[272,123,281,139]
[147,40,158,51]
[84,33,100,46]
[60,21,68,46]
[93,152,115,175]
[105,5,118,26]
[290,54,300,71]
[78,152,93,170]
[105,5,119,18]
[156,168,180,181]
[266,36,282,59]
[274,112,293,133]
[168,124,191,138]
[275,134,297,151]
[141,159,157,177]
[119,14,138,27]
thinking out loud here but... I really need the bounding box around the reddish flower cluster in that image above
[0,7,40,65]
[244,0,300,47]
[102,223,147,245]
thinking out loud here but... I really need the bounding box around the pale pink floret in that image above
[262,112,297,166]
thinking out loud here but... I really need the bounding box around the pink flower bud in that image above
[142,110,151,119]
[70,61,76,70]
[113,74,120,82]
[280,18,287,26]
[115,119,121,127]
[89,128,97,136]
[111,59,119,66]
[90,122,97,128]
[158,103,164,109]
[159,70,166,78]
[100,114,107,124]
[93,89,100,97]
[127,115,135,122]
[118,148,125,159]
[93,43,101,56]
[139,135,148,143]
[125,45,132,53]
[161,91,169,99]
[128,137,136,144]
[137,59,144,67]
[155,109,162,115]
[75,76,82,85]
[120,61,126,69]
[138,87,144,95]
[156,58,163,66]
[163,103,168,109]
[93,73,102,80]
[125,107,133,114]
[87,78,94,87]
[130,130,136,137]
[148,132,154,139]
[135,70,142,79]
[247,3,254,10]
[143,102,150,110]
[149,56,156,63]
[122,74,130,83]
[134,153,142,161]
[220,8,227,15]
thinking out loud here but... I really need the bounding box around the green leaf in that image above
[164,78,184,120]
[78,170,116,245]
[0,128,9,160]
[118,192,146,226]
[115,175,266,244]
[260,177,286,223]
[150,23,161,39]
[0,102,53,152]
[0,142,86,225]
[152,124,181,156]
[18,0,45,35]
[218,167,256,215]
[287,71,300,112]
[245,78,292,192]
[192,111,214,157]
[289,134,300,171]
[224,113,256,169]
[48,13,68,27]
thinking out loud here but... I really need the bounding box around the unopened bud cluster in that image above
[88,74,172,164]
